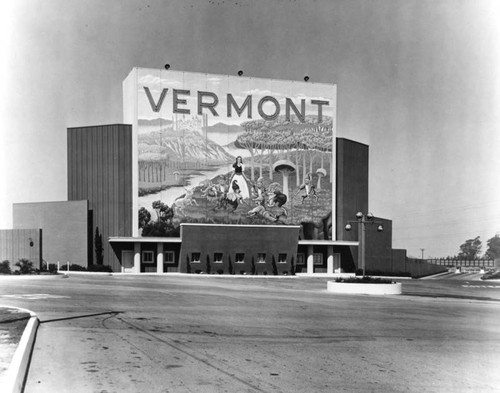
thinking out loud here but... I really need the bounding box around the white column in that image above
[327,245,334,274]
[134,242,141,273]
[157,243,164,274]
[307,245,314,274]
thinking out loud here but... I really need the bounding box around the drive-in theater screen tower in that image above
[123,68,337,238]
[3,66,445,276]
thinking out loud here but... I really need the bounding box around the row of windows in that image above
[142,251,175,264]
[190,252,288,264]
[142,252,327,265]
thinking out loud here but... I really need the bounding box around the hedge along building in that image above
[5,67,444,276]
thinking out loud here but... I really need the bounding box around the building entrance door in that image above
[122,250,134,273]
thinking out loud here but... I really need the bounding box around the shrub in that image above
[48,264,58,274]
[0,260,11,275]
[335,276,394,284]
[355,269,411,277]
[60,264,86,271]
[87,264,113,272]
[481,271,500,280]
[15,259,35,274]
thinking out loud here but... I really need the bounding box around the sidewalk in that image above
[0,306,39,393]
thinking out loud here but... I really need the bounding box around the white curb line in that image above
[1,308,39,393]
[327,281,403,295]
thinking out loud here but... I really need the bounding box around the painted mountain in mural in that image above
[138,128,234,164]
[204,122,244,145]
[138,118,174,127]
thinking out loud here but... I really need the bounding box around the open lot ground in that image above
[0,274,499,392]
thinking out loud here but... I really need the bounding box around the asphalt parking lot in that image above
[1,274,499,392]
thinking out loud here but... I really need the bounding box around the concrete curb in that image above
[327,281,403,295]
[1,307,39,393]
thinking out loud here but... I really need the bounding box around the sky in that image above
[1,0,499,258]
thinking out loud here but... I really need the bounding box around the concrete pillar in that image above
[327,245,334,274]
[134,242,141,273]
[307,245,314,274]
[157,243,164,274]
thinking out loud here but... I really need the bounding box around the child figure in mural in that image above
[247,196,285,223]
[213,175,229,210]
[262,182,288,223]
[268,189,288,222]
[251,177,267,202]
[294,173,318,204]
[230,156,250,200]
[247,196,274,221]
[226,179,248,212]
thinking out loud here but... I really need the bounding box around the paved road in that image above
[0,274,499,392]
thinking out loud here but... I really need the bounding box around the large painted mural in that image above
[123,68,336,239]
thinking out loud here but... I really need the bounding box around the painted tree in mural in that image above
[138,207,151,229]
[141,201,177,237]
[236,116,333,185]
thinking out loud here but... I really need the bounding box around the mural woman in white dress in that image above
[229,156,250,200]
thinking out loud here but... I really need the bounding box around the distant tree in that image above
[95,227,104,265]
[458,236,482,260]
[138,207,151,229]
[485,234,500,260]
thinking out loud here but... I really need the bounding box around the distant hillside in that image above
[207,122,243,135]
[204,122,244,146]
[138,118,173,127]
[138,128,234,163]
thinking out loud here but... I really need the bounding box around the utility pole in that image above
[420,248,425,260]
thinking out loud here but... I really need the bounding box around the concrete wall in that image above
[179,224,300,275]
[401,258,447,277]
[14,201,89,267]
[68,124,133,271]
[364,217,394,272]
[0,229,42,269]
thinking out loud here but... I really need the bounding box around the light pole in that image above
[345,212,384,276]
[420,248,425,261]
